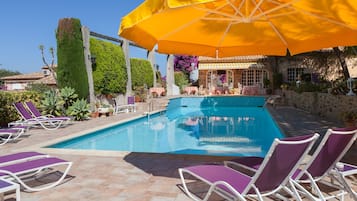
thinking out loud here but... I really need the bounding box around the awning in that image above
[198,62,264,70]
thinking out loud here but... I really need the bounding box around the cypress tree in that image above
[56,18,89,99]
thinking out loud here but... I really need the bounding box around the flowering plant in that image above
[173,55,198,73]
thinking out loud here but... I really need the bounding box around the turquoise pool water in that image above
[49,96,284,157]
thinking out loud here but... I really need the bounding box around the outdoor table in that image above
[149,87,165,97]
[184,86,198,95]
[242,86,259,95]
[98,107,114,117]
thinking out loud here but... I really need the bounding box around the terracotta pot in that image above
[135,96,141,102]
[91,112,99,118]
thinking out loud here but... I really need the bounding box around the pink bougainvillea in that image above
[174,55,199,73]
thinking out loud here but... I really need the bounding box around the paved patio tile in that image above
[1,102,356,201]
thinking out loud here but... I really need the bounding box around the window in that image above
[206,70,234,88]
[241,69,268,86]
[287,68,305,82]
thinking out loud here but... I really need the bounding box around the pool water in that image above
[49,96,284,157]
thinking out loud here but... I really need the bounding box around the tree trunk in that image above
[333,47,350,79]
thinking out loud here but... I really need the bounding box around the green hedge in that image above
[56,18,89,99]
[0,91,41,127]
[90,38,127,95]
[131,58,154,89]
[174,71,189,90]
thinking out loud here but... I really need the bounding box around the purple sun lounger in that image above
[179,134,319,201]
[0,155,72,192]
[25,101,71,122]
[13,102,64,130]
[225,128,357,200]
[0,127,26,145]
[0,152,49,166]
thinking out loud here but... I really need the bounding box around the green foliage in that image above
[0,91,41,126]
[56,18,89,99]
[330,77,356,95]
[67,99,90,121]
[25,83,52,93]
[156,71,163,86]
[263,78,270,88]
[0,69,21,85]
[272,73,283,89]
[290,82,330,94]
[131,58,154,89]
[0,69,20,78]
[41,89,64,116]
[341,109,357,122]
[60,86,78,109]
[133,86,148,102]
[90,38,127,95]
[174,71,189,90]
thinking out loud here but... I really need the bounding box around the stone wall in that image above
[283,90,357,123]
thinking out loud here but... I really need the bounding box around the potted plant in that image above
[108,108,114,116]
[341,110,357,128]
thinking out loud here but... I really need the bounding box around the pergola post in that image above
[81,26,96,111]
[147,50,157,87]
[166,54,174,96]
[122,39,132,97]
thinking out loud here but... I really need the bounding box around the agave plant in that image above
[67,99,91,121]
[60,86,78,110]
[41,89,64,116]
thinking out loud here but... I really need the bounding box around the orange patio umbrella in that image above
[119,0,357,58]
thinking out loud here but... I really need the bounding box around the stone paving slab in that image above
[1,103,356,201]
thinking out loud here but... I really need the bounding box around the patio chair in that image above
[0,127,26,145]
[127,96,136,112]
[24,101,71,122]
[225,128,357,200]
[0,152,72,192]
[13,102,65,130]
[113,95,130,114]
[178,134,319,201]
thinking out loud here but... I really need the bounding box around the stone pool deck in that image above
[1,101,356,201]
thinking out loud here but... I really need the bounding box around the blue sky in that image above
[0,0,168,75]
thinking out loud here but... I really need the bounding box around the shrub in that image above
[290,82,330,93]
[0,91,41,126]
[56,18,89,99]
[272,73,283,89]
[41,89,64,116]
[60,86,78,110]
[131,58,154,89]
[67,99,91,121]
[26,83,52,93]
[174,71,189,90]
[90,38,127,95]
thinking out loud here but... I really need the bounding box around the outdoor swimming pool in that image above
[49,96,284,157]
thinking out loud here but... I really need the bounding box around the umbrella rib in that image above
[252,0,300,20]
[159,17,202,40]
[294,8,357,31]
[226,0,244,18]
[194,3,238,20]
[248,0,265,19]
[253,2,289,46]
[217,4,243,49]
[160,3,234,42]
[268,21,288,46]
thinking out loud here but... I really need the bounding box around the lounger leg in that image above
[15,184,20,201]
[330,172,357,200]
